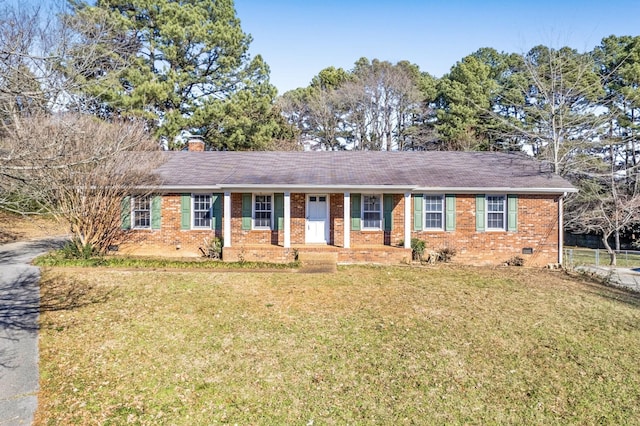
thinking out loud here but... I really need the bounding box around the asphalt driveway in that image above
[0,238,66,425]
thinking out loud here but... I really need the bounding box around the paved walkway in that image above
[0,238,66,426]
[576,265,640,292]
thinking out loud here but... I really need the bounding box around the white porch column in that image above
[223,192,231,247]
[404,192,411,249]
[284,192,291,248]
[343,192,350,248]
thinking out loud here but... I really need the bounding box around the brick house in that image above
[119,144,576,266]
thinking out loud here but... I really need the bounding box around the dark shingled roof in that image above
[153,151,575,192]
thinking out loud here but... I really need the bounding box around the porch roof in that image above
[153,151,576,194]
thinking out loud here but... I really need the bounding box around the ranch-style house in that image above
[119,140,576,266]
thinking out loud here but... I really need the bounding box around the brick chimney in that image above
[187,138,205,152]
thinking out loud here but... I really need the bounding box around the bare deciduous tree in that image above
[0,3,162,254]
[1,113,163,254]
[566,172,640,265]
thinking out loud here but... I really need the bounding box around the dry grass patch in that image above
[36,266,640,424]
[0,211,67,243]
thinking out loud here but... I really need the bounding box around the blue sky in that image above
[235,0,640,95]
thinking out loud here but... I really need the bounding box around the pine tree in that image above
[67,0,281,149]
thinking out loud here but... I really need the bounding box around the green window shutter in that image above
[274,193,284,231]
[241,193,252,230]
[120,196,131,230]
[180,194,191,230]
[383,194,393,231]
[445,194,456,232]
[151,195,161,230]
[476,194,486,232]
[507,194,518,232]
[351,194,361,231]
[212,193,222,231]
[413,194,423,231]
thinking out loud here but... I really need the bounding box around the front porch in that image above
[222,244,413,265]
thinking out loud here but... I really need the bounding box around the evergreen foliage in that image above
[66,0,284,149]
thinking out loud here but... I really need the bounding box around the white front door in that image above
[306,195,329,243]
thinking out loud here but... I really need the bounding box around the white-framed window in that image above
[132,195,151,229]
[254,194,273,229]
[362,194,382,229]
[192,194,212,229]
[424,195,444,230]
[486,195,506,230]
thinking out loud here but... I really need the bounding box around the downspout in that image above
[558,192,566,265]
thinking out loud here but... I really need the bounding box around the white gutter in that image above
[412,187,578,194]
[216,184,415,192]
[140,185,223,191]
[151,184,577,194]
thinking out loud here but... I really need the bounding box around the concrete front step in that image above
[297,251,338,273]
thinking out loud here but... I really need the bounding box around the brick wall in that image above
[119,193,220,257]
[121,192,561,266]
[411,194,560,266]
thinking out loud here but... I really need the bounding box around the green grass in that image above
[564,246,640,267]
[36,266,640,424]
[33,251,299,270]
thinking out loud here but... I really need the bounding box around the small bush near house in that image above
[406,238,425,261]
[61,239,96,259]
[200,236,223,259]
[436,247,456,263]
[506,255,525,266]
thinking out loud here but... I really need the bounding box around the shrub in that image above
[61,239,96,259]
[506,255,525,266]
[201,237,223,259]
[409,238,426,261]
[436,247,456,263]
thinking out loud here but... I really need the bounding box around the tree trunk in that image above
[602,233,617,266]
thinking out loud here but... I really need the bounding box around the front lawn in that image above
[36,266,640,424]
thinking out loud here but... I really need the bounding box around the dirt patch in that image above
[0,211,68,244]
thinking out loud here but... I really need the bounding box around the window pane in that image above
[486,196,505,229]
[487,196,504,212]
[193,195,212,228]
[425,212,442,229]
[135,211,150,228]
[488,212,504,228]
[134,196,150,211]
[362,195,382,229]
[424,196,443,229]
[254,195,272,228]
[133,196,151,229]
[425,196,442,212]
